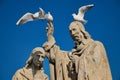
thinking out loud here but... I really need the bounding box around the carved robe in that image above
[12,67,48,80]
[71,39,112,80]
[47,45,72,80]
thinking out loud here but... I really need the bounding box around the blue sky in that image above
[0,0,120,80]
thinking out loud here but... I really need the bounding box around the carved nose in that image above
[72,33,76,37]
[71,31,75,35]
[39,57,42,61]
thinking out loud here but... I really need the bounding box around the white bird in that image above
[45,12,53,22]
[16,8,45,25]
[72,4,94,23]
[33,8,45,19]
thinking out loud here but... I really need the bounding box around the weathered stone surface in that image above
[14,5,112,80]
[12,47,48,80]
[68,21,112,80]
[43,21,112,80]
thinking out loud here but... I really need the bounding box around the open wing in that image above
[16,12,34,25]
[78,4,94,18]
[39,8,45,16]
[38,8,46,19]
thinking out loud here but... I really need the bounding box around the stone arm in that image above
[43,21,57,63]
[46,21,54,38]
[43,21,56,51]
[46,21,55,45]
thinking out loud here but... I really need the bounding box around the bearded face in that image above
[69,26,84,43]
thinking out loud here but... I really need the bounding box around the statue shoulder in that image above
[94,41,105,48]
[12,68,24,80]
[95,40,103,45]
[14,68,24,75]
[12,67,33,80]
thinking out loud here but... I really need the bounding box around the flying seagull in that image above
[72,4,94,23]
[16,8,45,25]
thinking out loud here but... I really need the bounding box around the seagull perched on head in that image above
[16,8,45,25]
[72,4,94,24]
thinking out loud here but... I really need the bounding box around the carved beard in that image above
[73,35,83,44]
[74,38,83,45]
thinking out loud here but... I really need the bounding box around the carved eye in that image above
[41,55,44,58]
[72,28,76,31]
[37,55,40,57]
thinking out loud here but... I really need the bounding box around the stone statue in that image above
[15,5,112,80]
[43,21,112,80]
[43,21,73,80]
[68,21,112,80]
[12,47,48,80]
[42,4,112,79]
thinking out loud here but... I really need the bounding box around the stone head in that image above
[25,47,46,67]
[69,21,90,43]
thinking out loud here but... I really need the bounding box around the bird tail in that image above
[83,19,87,24]
[80,19,87,24]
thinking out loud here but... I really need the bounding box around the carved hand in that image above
[46,21,54,37]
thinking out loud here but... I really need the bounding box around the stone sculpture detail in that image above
[13,4,112,80]
[12,47,48,80]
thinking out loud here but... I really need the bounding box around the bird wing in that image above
[38,8,46,19]
[39,8,45,14]
[78,4,94,18]
[16,12,34,25]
